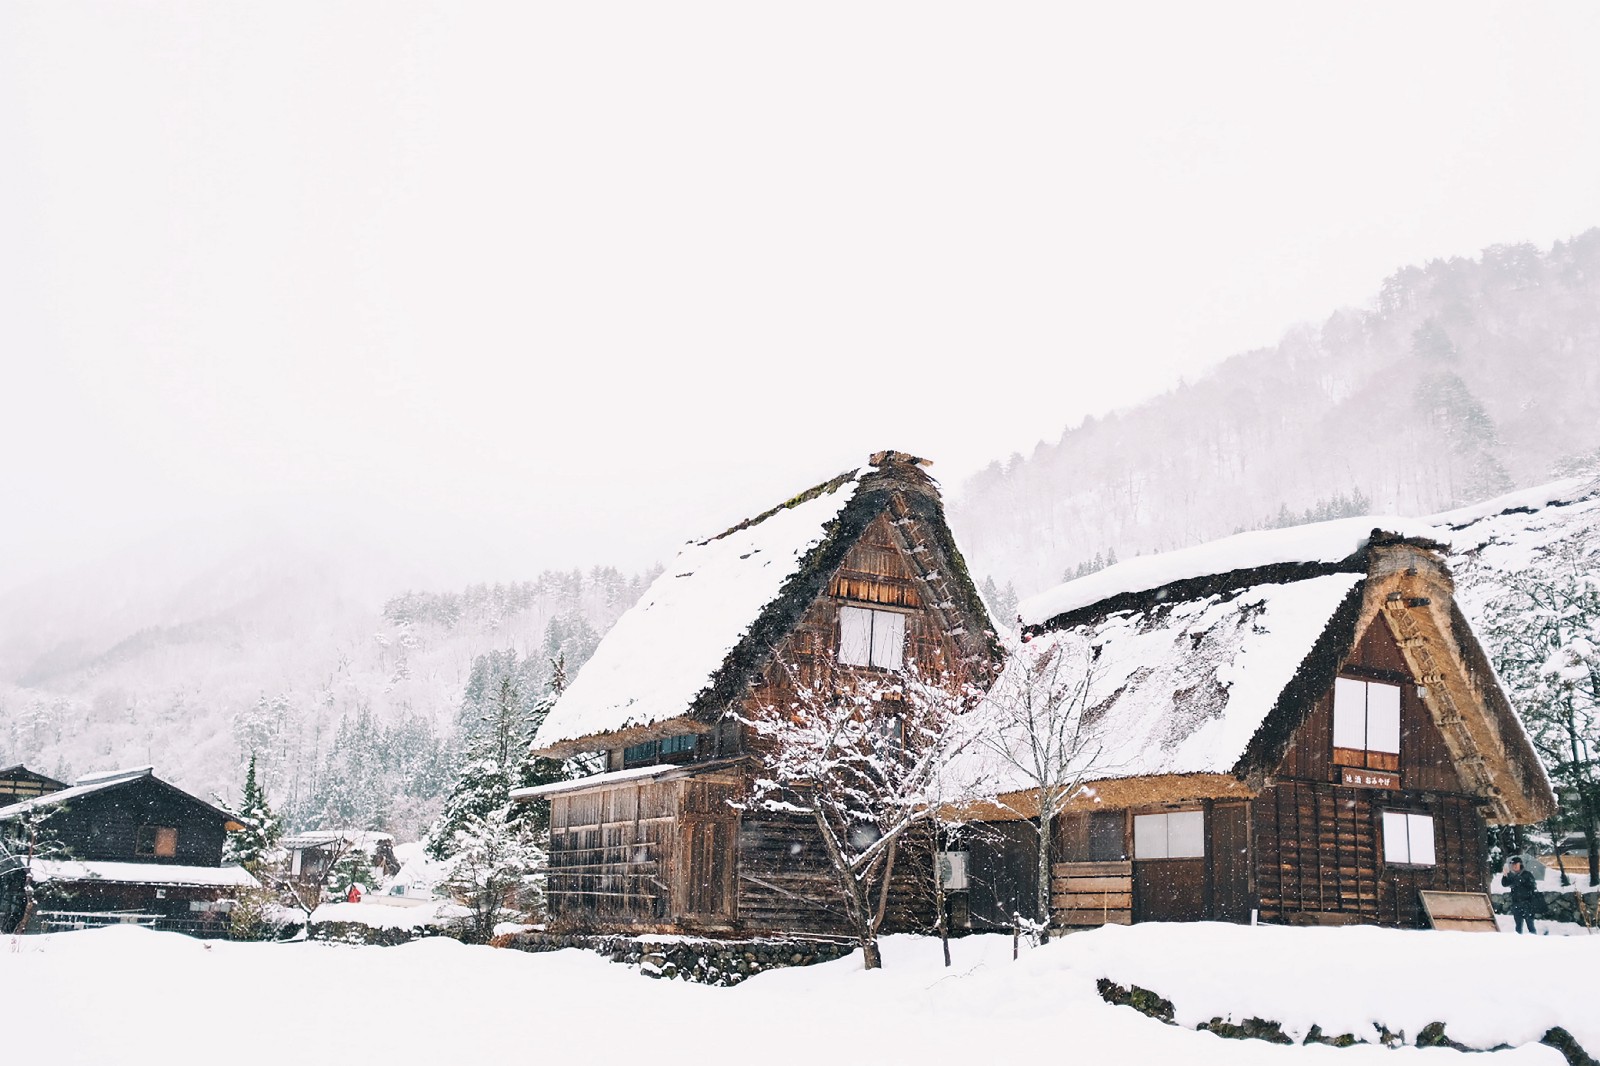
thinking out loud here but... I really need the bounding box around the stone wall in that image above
[498,930,856,985]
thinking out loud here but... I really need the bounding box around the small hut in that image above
[514,451,1001,935]
[961,520,1553,931]
[0,766,257,935]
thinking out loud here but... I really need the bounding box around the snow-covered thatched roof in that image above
[971,515,1552,823]
[530,452,999,757]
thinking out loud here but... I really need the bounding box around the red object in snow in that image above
[346,885,362,903]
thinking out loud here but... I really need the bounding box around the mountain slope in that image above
[953,231,1600,598]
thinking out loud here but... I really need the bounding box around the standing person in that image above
[1501,856,1540,934]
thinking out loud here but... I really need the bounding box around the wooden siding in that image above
[1278,616,1464,794]
[1254,781,1485,927]
[965,819,1039,930]
[18,777,230,867]
[1051,861,1133,927]
[547,781,679,928]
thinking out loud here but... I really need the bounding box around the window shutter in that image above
[1332,677,1367,750]
[1407,814,1436,866]
[871,610,905,670]
[1381,810,1411,864]
[839,606,873,666]
[1366,682,1401,754]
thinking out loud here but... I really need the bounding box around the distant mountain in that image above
[0,544,655,840]
[952,231,1600,601]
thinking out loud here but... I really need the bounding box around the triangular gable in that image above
[1236,540,1553,824]
[532,453,1000,757]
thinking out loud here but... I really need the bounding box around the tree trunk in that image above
[1035,807,1054,945]
[932,830,950,967]
[811,810,883,970]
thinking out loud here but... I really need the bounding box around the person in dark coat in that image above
[1501,856,1540,934]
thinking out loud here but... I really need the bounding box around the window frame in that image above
[1381,809,1436,867]
[1332,675,1404,772]
[621,734,697,768]
[1132,809,1206,861]
[837,604,907,671]
[135,825,179,859]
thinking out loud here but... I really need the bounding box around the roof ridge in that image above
[697,469,860,546]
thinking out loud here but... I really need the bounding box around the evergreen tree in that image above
[223,754,281,870]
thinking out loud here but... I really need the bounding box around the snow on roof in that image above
[29,860,260,888]
[1428,475,1600,596]
[73,765,154,786]
[1018,516,1435,627]
[281,830,395,851]
[0,766,233,824]
[531,470,862,750]
[510,763,684,800]
[970,572,1363,791]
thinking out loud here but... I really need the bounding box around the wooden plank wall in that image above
[965,820,1040,931]
[1051,861,1133,927]
[1254,781,1485,927]
[547,781,679,927]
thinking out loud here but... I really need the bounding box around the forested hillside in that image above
[954,232,1600,602]
[0,565,655,839]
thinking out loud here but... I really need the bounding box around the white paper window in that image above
[1333,677,1403,755]
[838,605,905,669]
[1382,810,1435,866]
[871,610,905,670]
[1332,677,1368,750]
[1133,810,1205,859]
[1366,683,1401,754]
[839,606,873,666]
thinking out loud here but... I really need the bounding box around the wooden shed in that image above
[961,521,1553,932]
[515,451,1001,935]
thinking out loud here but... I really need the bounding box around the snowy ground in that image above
[2,924,1592,1065]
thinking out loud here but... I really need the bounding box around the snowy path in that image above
[1,924,1588,1065]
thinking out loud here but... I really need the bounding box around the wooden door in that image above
[1133,859,1208,922]
[683,819,736,922]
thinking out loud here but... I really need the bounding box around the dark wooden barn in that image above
[961,524,1553,932]
[0,764,67,807]
[515,451,1001,936]
[0,766,256,935]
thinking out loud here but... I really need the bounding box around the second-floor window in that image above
[1332,676,1402,769]
[838,605,905,670]
[623,734,696,767]
[136,825,178,858]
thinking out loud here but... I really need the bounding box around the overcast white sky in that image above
[3,2,1598,593]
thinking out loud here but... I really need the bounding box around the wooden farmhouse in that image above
[0,765,257,935]
[514,451,1001,935]
[959,521,1553,932]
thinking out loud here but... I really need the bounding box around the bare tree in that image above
[740,662,987,970]
[972,636,1105,944]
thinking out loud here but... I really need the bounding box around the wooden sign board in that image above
[1340,767,1400,790]
[1420,890,1499,933]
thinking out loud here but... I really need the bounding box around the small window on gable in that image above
[1132,810,1204,859]
[839,606,905,670]
[1332,677,1402,770]
[1382,810,1435,866]
[136,826,178,858]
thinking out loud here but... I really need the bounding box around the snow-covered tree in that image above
[1481,541,1600,885]
[427,651,566,860]
[971,637,1105,943]
[437,809,545,943]
[740,662,986,970]
[222,754,281,871]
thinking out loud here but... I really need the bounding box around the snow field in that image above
[2,923,1589,1065]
